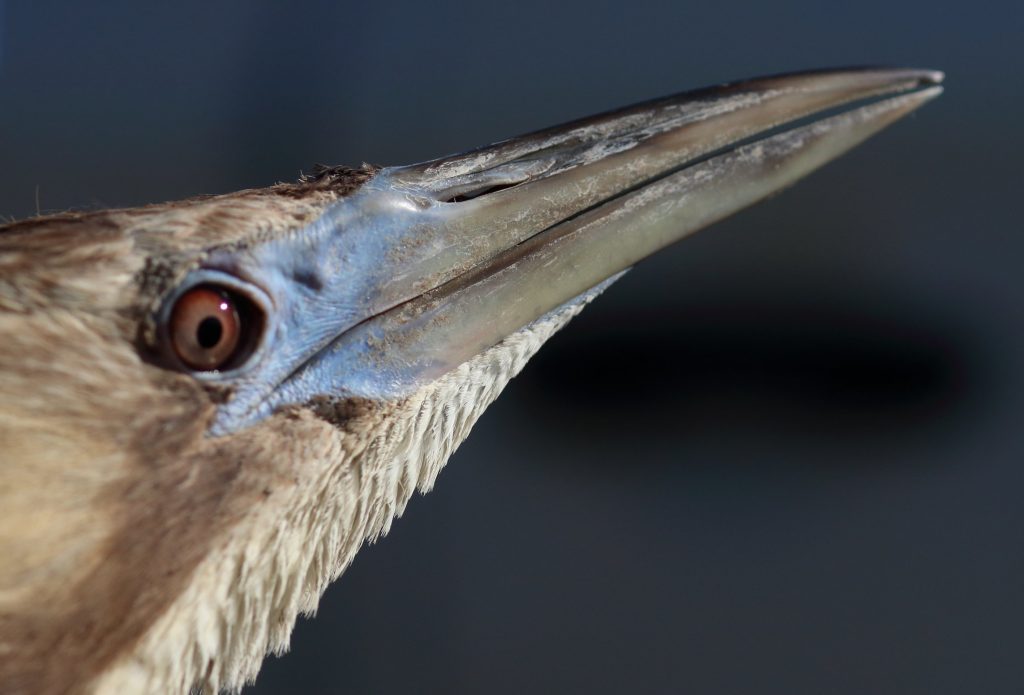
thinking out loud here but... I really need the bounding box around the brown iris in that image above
[169,285,242,370]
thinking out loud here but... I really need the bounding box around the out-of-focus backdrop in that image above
[2,2,1021,693]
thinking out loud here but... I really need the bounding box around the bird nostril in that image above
[443,181,522,203]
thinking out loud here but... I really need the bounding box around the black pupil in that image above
[196,316,223,349]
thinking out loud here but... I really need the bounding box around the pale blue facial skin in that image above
[179,171,467,434]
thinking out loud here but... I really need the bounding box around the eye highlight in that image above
[169,285,243,370]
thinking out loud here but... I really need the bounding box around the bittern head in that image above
[0,68,941,693]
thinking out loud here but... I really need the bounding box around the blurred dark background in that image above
[2,2,1021,693]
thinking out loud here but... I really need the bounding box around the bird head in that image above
[0,68,941,693]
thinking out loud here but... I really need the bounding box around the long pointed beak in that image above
[209,67,943,431]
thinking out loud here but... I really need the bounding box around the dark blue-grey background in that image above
[3,2,1021,693]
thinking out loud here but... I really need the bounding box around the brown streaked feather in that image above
[0,167,378,693]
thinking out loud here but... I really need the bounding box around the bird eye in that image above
[168,285,248,371]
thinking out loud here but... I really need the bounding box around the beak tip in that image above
[916,68,945,85]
